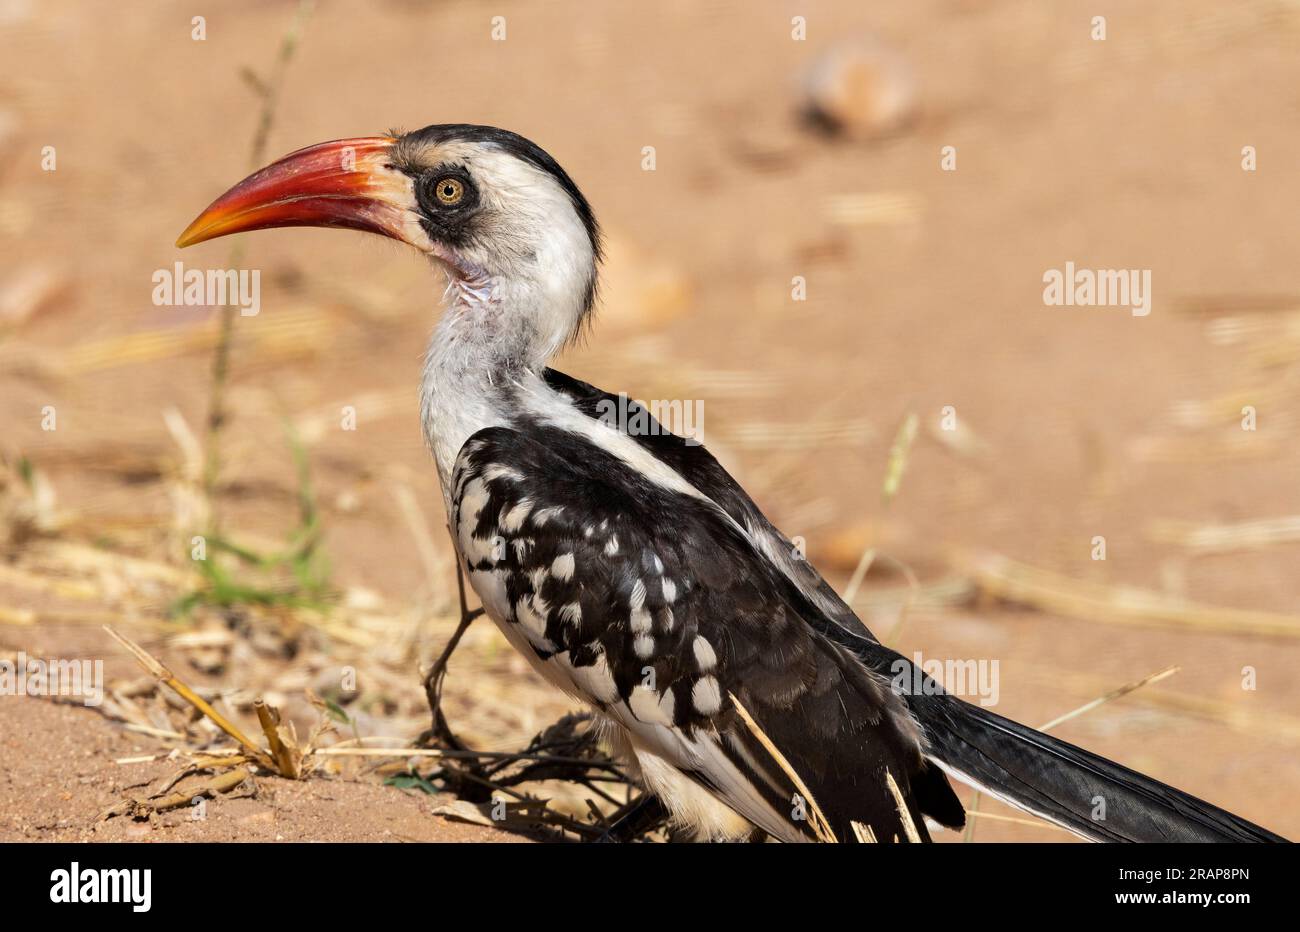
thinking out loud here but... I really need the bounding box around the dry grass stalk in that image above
[61,308,330,374]
[1036,665,1180,733]
[0,561,101,600]
[1174,294,1300,316]
[1203,311,1300,348]
[1167,384,1290,428]
[1245,338,1300,369]
[883,768,921,843]
[314,747,448,759]
[122,723,186,741]
[840,546,876,605]
[723,417,877,451]
[838,547,923,644]
[881,412,918,504]
[254,699,301,779]
[1128,432,1279,464]
[850,575,974,612]
[0,605,35,625]
[823,191,923,226]
[963,663,1181,841]
[957,550,1300,639]
[103,625,274,770]
[1019,666,1300,745]
[162,406,209,536]
[839,414,923,636]
[729,691,837,843]
[391,481,445,596]
[1146,515,1300,554]
[963,810,1073,834]
[43,539,193,584]
[203,0,316,516]
[961,790,980,842]
[850,820,878,843]
[100,767,251,821]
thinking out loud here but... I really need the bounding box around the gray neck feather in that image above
[418,274,575,504]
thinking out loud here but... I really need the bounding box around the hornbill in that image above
[178,124,1285,843]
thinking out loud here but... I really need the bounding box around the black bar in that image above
[2,841,1288,917]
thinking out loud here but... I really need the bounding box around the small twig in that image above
[392,481,444,596]
[881,411,918,504]
[958,550,1300,639]
[841,547,876,606]
[879,553,921,645]
[883,767,921,843]
[584,798,610,829]
[851,821,878,843]
[729,691,837,843]
[577,780,624,809]
[1036,665,1180,733]
[101,768,251,822]
[146,769,250,814]
[962,664,1180,841]
[103,626,272,768]
[316,747,450,759]
[842,412,920,637]
[120,722,187,741]
[964,809,1074,835]
[962,790,980,843]
[203,0,316,520]
[254,698,299,778]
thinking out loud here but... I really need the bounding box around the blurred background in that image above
[1,0,1297,841]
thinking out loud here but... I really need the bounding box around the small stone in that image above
[802,39,918,140]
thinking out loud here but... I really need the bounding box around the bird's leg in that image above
[418,528,484,754]
[593,794,670,843]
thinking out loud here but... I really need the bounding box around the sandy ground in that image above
[1,0,1298,841]
[0,697,519,841]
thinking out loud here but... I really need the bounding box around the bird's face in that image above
[178,124,600,316]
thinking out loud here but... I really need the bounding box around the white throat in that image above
[415,144,598,505]
[419,287,514,499]
[419,266,588,505]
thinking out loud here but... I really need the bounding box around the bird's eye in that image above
[434,177,464,206]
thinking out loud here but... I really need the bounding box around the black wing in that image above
[451,423,964,842]
[543,369,874,639]
[539,371,1287,843]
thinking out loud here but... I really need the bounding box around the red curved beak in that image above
[176,136,416,248]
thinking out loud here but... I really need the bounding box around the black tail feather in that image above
[863,648,1286,843]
